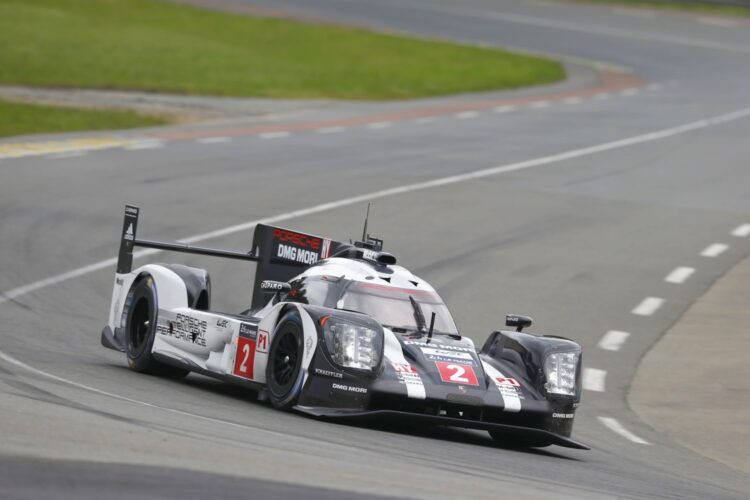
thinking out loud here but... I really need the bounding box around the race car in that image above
[101,205,588,450]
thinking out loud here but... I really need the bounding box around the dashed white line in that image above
[598,417,650,445]
[530,100,550,109]
[493,105,516,113]
[4,105,750,306]
[123,141,164,151]
[366,122,391,130]
[583,368,606,392]
[594,93,611,100]
[414,116,437,124]
[632,297,664,316]
[701,243,728,257]
[598,330,630,351]
[563,97,582,104]
[316,126,346,134]
[259,132,290,139]
[731,224,750,237]
[621,88,639,97]
[196,137,230,144]
[455,111,479,119]
[665,266,695,284]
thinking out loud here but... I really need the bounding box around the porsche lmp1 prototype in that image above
[102,205,588,449]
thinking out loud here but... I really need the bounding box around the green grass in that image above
[0,0,565,100]
[563,0,750,17]
[0,100,166,138]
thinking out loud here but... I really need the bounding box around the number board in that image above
[233,337,256,380]
[434,361,478,386]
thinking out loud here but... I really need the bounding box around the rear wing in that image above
[116,205,344,309]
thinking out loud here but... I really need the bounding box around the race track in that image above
[1,0,749,498]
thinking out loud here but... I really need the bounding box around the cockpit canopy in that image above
[282,275,459,335]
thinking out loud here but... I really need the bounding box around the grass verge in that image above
[0,0,564,100]
[564,0,750,17]
[0,100,166,138]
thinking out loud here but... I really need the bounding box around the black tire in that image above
[488,431,551,449]
[265,311,305,410]
[125,276,190,379]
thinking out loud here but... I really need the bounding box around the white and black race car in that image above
[102,205,588,449]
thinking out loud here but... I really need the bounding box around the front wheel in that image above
[124,276,189,379]
[265,311,305,410]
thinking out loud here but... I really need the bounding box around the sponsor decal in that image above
[332,383,367,394]
[157,313,207,347]
[115,277,124,286]
[495,376,520,387]
[123,223,135,241]
[435,361,479,386]
[314,367,343,379]
[256,330,269,354]
[493,376,525,401]
[305,336,313,355]
[272,228,323,265]
[233,337,256,380]
[404,340,473,352]
[260,280,286,291]
[420,347,475,365]
[124,206,139,216]
[321,238,332,259]
[391,362,423,389]
[361,249,378,261]
[239,322,257,340]
[216,318,230,329]
[552,412,575,419]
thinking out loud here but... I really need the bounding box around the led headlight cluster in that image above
[544,351,580,396]
[323,318,382,371]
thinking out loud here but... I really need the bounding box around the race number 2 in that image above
[233,337,256,380]
[435,361,478,386]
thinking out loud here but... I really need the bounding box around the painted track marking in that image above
[455,111,479,119]
[701,243,728,257]
[594,93,610,100]
[366,122,391,129]
[563,97,582,104]
[197,137,230,144]
[493,105,516,113]
[3,105,750,305]
[259,132,290,139]
[583,368,606,392]
[530,100,550,109]
[632,297,664,316]
[598,331,630,351]
[123,141,163,150]
[316,126,346,134]
[664,267,695,284]
[414,117,437,124]
[598,417,650,445]
[731,224,750,237]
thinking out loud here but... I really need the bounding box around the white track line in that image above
[3,105,750,306]
[598,417,650,445]
[414,117,437,124]
[583,368,606,392]
[366,122,391,130]
[632,297,664,316]
[701,243,728,257]
[664,266,695,284]
[621,88,639,97]
[259,132,290,139]
[594,93,611,100]
[197,137,230,144]
[732,224,750,237]
[455,111,479,119]
[493,105,516,113]
[530,100,550,109]
[316,126,346,134]
[598,330,630,351]
[563,97,582,104]
[123,141,163,151]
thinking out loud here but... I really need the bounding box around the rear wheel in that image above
[488,431,551,449]
[125,276,189,379]
[265,311,305,410]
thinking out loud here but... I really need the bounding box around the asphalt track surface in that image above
[1,0,750,498]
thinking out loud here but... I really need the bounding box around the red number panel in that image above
[233,337,256,380]
[435,361,478,386]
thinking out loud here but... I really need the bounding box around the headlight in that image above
[323,317,382,371]
[544,351,579,396]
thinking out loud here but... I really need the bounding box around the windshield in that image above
[339,281,458,334]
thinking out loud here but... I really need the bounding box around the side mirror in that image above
[506,314,533,332]
[260,280,291,294]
